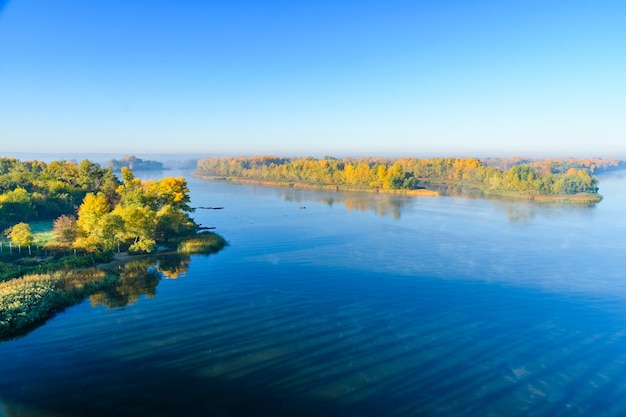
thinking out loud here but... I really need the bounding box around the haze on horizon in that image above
[1,1,625,159]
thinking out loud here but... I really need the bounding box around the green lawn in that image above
[0,221,54,260]
[30,220,55,246]
[0,220,54,246]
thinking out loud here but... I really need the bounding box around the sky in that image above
[1,0,625,158]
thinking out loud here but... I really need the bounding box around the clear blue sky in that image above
[1,0,625,158]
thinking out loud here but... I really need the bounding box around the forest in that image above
[0,157,200,256]
[196,156,611,201]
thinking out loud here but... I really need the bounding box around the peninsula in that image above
[0,157,225,339]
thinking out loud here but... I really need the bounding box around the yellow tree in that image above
[344,164,355,185]
[9,222,33,250]
[155,177,192,212]
[74,193,111,252]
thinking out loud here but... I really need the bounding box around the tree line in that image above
[196,155,606,196]
[0,158,119,230]
[480,157,626,174]
[0,157,197,256]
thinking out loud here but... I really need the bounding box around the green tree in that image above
[113,205,157,254]
[93,213,125,252]
[0,187,36,229]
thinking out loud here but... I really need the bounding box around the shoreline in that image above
[193,173,602,204]
[1,234,227,341]
[192,174,440,197]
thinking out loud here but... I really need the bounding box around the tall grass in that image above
[177,232,227,255]
[0,269,116,338]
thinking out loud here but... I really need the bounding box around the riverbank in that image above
[0,269,117,339]
[0,232,227,340]
[412,179,603,205]
[192,174,440,197]
[193,173,603,204]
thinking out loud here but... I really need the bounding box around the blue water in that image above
[1,171,626,416]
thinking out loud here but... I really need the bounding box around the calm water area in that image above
[1,170,626,416]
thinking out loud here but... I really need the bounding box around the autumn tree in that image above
[9,222,33,249]
[74,193,112,252]
[53,215,78,246]
[112,205,156,254]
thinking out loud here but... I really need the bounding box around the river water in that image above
[1,170,626,416]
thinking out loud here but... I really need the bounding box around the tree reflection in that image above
[89,253,192,309]
[420,181,486,199]
[282,190,407,219]
[157,253,191,279]
[90,259,160,309]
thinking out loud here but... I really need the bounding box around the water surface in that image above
[1,171,625,416]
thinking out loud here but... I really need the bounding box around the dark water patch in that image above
[4,264,626,416]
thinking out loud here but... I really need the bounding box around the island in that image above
[108,155,165,171]
[195,155,623,204]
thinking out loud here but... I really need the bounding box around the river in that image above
[1,170,625,416]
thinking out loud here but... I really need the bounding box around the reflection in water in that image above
[501,204,537,223]
[278,184,596,223]
[422,181,486,200]
[282,190,408,220]
[157,253,192,279]
[90,254,192,309]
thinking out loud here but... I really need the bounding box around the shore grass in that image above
[177,232,228,254]
[0,231,228,340]
[0,269,116,339]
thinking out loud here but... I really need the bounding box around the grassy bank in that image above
[0,269,116,339]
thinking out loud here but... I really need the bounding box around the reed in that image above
[177,232,228,255]
[0,269,116,338]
